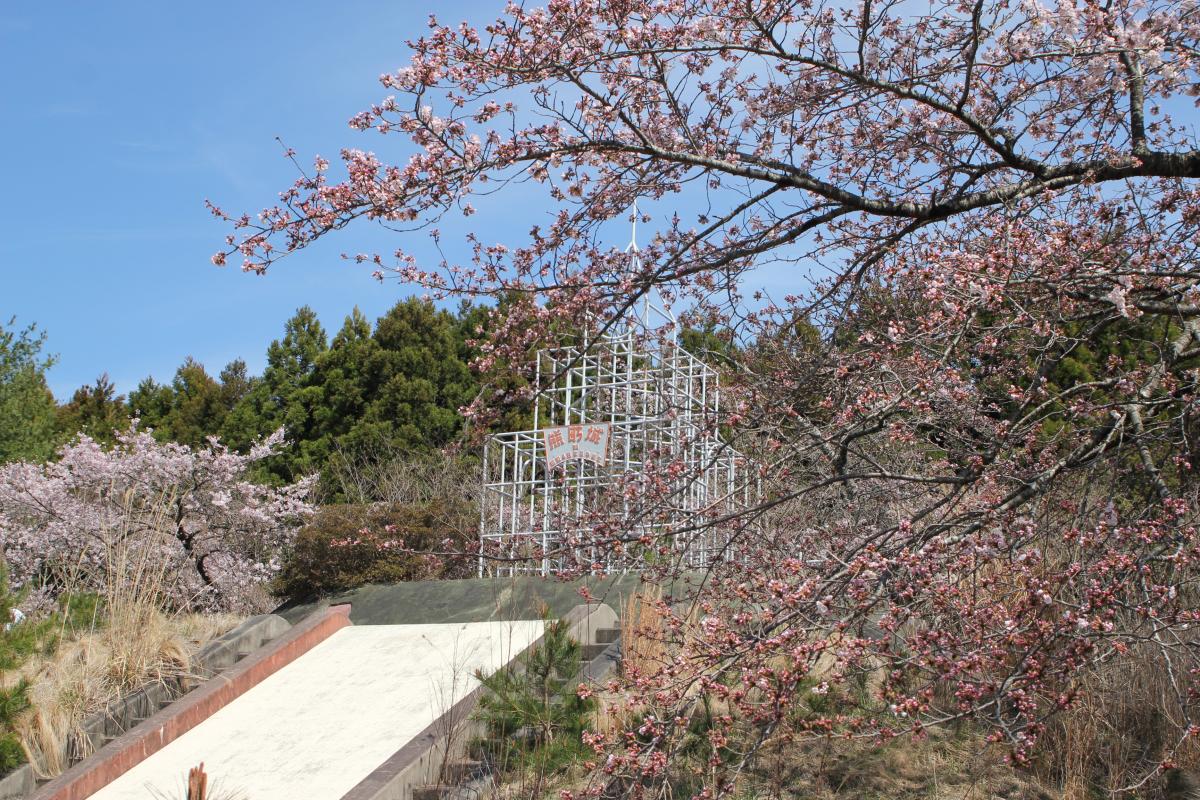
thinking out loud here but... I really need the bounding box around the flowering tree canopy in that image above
[217,0,1200,793]
[0,426,314,613]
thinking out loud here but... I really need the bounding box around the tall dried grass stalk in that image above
[1033,639,1200,800]
[589,587,670,737]
[147,769,249,800]
[621,585,666,680]
[11,492,242,778]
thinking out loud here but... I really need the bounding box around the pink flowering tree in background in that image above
[215,0,1200,794]
[0,425,314,614]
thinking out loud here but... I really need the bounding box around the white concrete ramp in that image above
[88,620,543,800]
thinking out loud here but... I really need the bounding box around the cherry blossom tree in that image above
[215,0,1200,793]
[0,426,314,613]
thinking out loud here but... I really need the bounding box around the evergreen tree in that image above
[128,358,228,447]
[458,298,533,433]
[308,308,385,462]
[363,298,478,450]
[474,617,594,789]
[127,376,174,432]
[0,559,63,773]
[0,318,59,464]
[217,358,254,410]
[162,358,228,447]
[57,374,129,445]
[251,300,485,489]
[681,323,741,368]
[222,306,328,483]
[107,300,522,486]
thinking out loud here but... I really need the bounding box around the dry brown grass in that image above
[582,590,1062,800]
[7,497,243,778]
[733,626,1200,800]
[621,585,667,679]
[14,609,239,778]
[745,726,1053,800]
[588,587,671,737]
[1031,640,1200,800]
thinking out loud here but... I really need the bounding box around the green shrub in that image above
[0,562,48,774]
[0,680,30,727]
[273,501,475,599]
[57,592,102,633]
[0,734,23,774]
[0,563,60,671]
[0,619,57,672]
[0,567,107,775]
[474,618,595,778]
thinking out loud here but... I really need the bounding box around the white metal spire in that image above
[626,198,640,254]
[622,199,677,341]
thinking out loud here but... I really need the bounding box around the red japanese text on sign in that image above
[543,423,610,469]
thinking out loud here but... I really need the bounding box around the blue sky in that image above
[1,2,802,401]
[0,2,504,399]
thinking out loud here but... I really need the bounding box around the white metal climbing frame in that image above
[478,217,757,576]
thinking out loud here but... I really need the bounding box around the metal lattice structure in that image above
[479,223,757,576]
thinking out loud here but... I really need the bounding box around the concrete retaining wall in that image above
[339,603,619,800]
[192,613,292,680]
[0,766,34,800]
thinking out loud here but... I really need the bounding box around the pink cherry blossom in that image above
[0,425,314,613]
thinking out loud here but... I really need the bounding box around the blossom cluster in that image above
[0,425,314,613]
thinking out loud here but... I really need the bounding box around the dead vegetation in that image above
[744,727,1053,800]
[13,608,240,777]
[3,499,243,778]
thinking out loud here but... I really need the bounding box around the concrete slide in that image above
[87,620,543,800]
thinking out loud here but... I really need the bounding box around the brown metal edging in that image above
[31,604,353,800]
